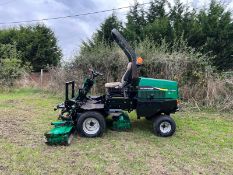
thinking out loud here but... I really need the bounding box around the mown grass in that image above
[0,88,232,175]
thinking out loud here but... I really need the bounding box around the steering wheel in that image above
[89,69,103,78]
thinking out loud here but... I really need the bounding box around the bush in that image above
[74,39,212,92]
[73,42,128,93]
[0,43,30,87]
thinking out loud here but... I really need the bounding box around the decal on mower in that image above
[139,86,169,91]
[139,86,177,92]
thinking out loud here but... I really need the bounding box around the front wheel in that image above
[153,115,176,137]
[77,111,106,137]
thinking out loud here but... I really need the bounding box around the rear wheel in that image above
[153,115,176,137]
[77,111,106,137]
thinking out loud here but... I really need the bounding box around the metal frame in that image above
[65,81,75,100]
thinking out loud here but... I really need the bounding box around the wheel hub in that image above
[90,121,95,126]
[160,121,171,133]
[83,118,100,135]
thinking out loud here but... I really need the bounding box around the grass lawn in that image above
[0,88,232,175]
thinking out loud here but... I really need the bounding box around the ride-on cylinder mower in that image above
[45,29,179,145]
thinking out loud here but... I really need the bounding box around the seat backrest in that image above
[121,62,132,87]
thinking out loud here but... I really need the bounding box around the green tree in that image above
[96,13,123,44]
[145,0,173,44]
[0,24,62,71]
[124,1,147,42]
[81,13,123,52]
[147,0,166,23]
[169,0,185,39]
[145,17,173,44]
[197,0,233,70]
[0,42,21,60]
[181,9,201,48]
[0,43,29,86]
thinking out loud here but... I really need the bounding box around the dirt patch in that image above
[0,165,8,171]
[0,118,29,145]
[0,108,43,147]
[4,99,21,104]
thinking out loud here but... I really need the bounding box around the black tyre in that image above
[77,111,106,137]
[153,115,176,137]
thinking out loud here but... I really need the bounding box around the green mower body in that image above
[138,77,179,99]
[136,77,179,119]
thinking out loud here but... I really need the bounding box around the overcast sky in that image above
[0,0,232,61]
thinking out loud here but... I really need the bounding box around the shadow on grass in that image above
[131,118,152,133]
[105,117,153,136]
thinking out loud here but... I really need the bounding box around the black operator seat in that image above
[105,62,132,89]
